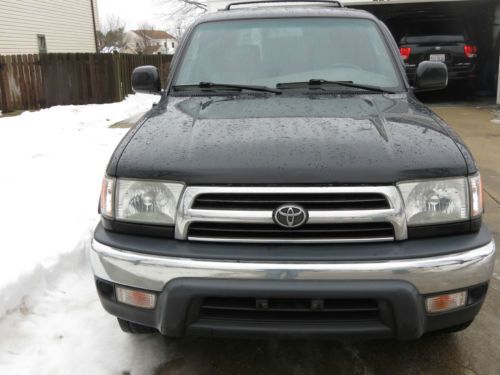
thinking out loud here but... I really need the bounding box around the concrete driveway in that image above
[155,103,500,375]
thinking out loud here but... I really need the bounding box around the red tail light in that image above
[464,45,478,58]
[399,47,411,61]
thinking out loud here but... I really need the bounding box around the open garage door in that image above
[208,0,500,100]
[349,0,499,98]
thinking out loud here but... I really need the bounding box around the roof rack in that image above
[224,0,344,11]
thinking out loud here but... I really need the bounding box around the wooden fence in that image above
[0,53,172,113]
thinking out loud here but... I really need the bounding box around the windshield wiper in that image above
[276,79,395,94]
[174,82,282,95]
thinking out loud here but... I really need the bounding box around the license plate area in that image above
[429,54,446,62]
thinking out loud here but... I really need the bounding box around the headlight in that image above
[99,176,184,225]
[114,179,184,225]
[398,177,469,226]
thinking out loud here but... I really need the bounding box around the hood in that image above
[113,94,469,184]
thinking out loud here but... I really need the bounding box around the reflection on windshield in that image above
[175,18,402,90]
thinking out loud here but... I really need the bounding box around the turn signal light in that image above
[469,173,484,218]
[400,47,411,61]
[464,45,478,59]
[426,291,467,313]
[116,286,156,309]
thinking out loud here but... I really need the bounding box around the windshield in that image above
[174,18,403,91]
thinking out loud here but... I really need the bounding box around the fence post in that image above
[0,55,11,113]
[113,53,123,101]
[33,54,44,108]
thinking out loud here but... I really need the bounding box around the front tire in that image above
[117,318,157,334]
[432,320,473,335]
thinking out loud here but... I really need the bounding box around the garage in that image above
[210,0,500,101]
[348,0,500,100]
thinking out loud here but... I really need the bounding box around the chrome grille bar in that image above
[175,186,407,243]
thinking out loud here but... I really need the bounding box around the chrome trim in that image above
[90,239,496,295]
[175,186,407,243]
[188,236,395,244]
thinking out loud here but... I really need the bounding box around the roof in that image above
[196,5,375,25]
[143,45,163,54]
[132,29,176,40]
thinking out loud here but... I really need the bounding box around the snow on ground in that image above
[0,95,171,374]
[0,261,169,375]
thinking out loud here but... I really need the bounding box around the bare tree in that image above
[156,0,208,37]
[174,0,208,14]
[173,20,186,40]
[98,16,128,50]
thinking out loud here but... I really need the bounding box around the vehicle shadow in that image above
[154,333,469,375]
[416,81,492,105]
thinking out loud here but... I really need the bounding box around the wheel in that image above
[117,318,157,334]
[432,320,473,335]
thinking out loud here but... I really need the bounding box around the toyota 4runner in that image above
[91,1,496,340]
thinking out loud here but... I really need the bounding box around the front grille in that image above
[176,186,406,243]
[192,192,390,211]
[199,297,380,323]
[188,222,395,243]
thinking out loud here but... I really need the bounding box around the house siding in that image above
[0,0,97,54]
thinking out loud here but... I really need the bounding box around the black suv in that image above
[91,1,495,340]
[397,17,478,83]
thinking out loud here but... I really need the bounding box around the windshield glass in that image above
[174,18,402,90]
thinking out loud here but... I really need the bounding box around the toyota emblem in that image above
[273,205,308,229]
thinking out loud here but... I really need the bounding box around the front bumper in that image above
[91,240,495,295]
[90,231,495,339]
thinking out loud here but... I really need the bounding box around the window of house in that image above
[37,34,47,54]
[172,42,175,48]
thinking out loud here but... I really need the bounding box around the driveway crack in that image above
[485,189,500,206]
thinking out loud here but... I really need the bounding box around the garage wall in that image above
[0,0,97,54]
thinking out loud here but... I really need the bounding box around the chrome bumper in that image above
[90,239,496,295]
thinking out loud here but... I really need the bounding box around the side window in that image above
[37,34,47,54]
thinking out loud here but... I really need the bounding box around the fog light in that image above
[426,291,467,313]
[116,286,156,309]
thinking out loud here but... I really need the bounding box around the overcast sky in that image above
[98,0,169,31]
[97,0,374,32]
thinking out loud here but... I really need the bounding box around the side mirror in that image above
[414,61,448,92]
[132,66,161,94]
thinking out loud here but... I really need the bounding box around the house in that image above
[125,30,178,55]
[0,0,99,54]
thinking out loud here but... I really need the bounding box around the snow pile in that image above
[0,95,177,374]
[0,94,157,317]
[0,268,169,375]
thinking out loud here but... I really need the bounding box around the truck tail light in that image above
[116,286,156,309]
[464,45,478,58]
[426,291,467,313]
[399,47,411,61]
